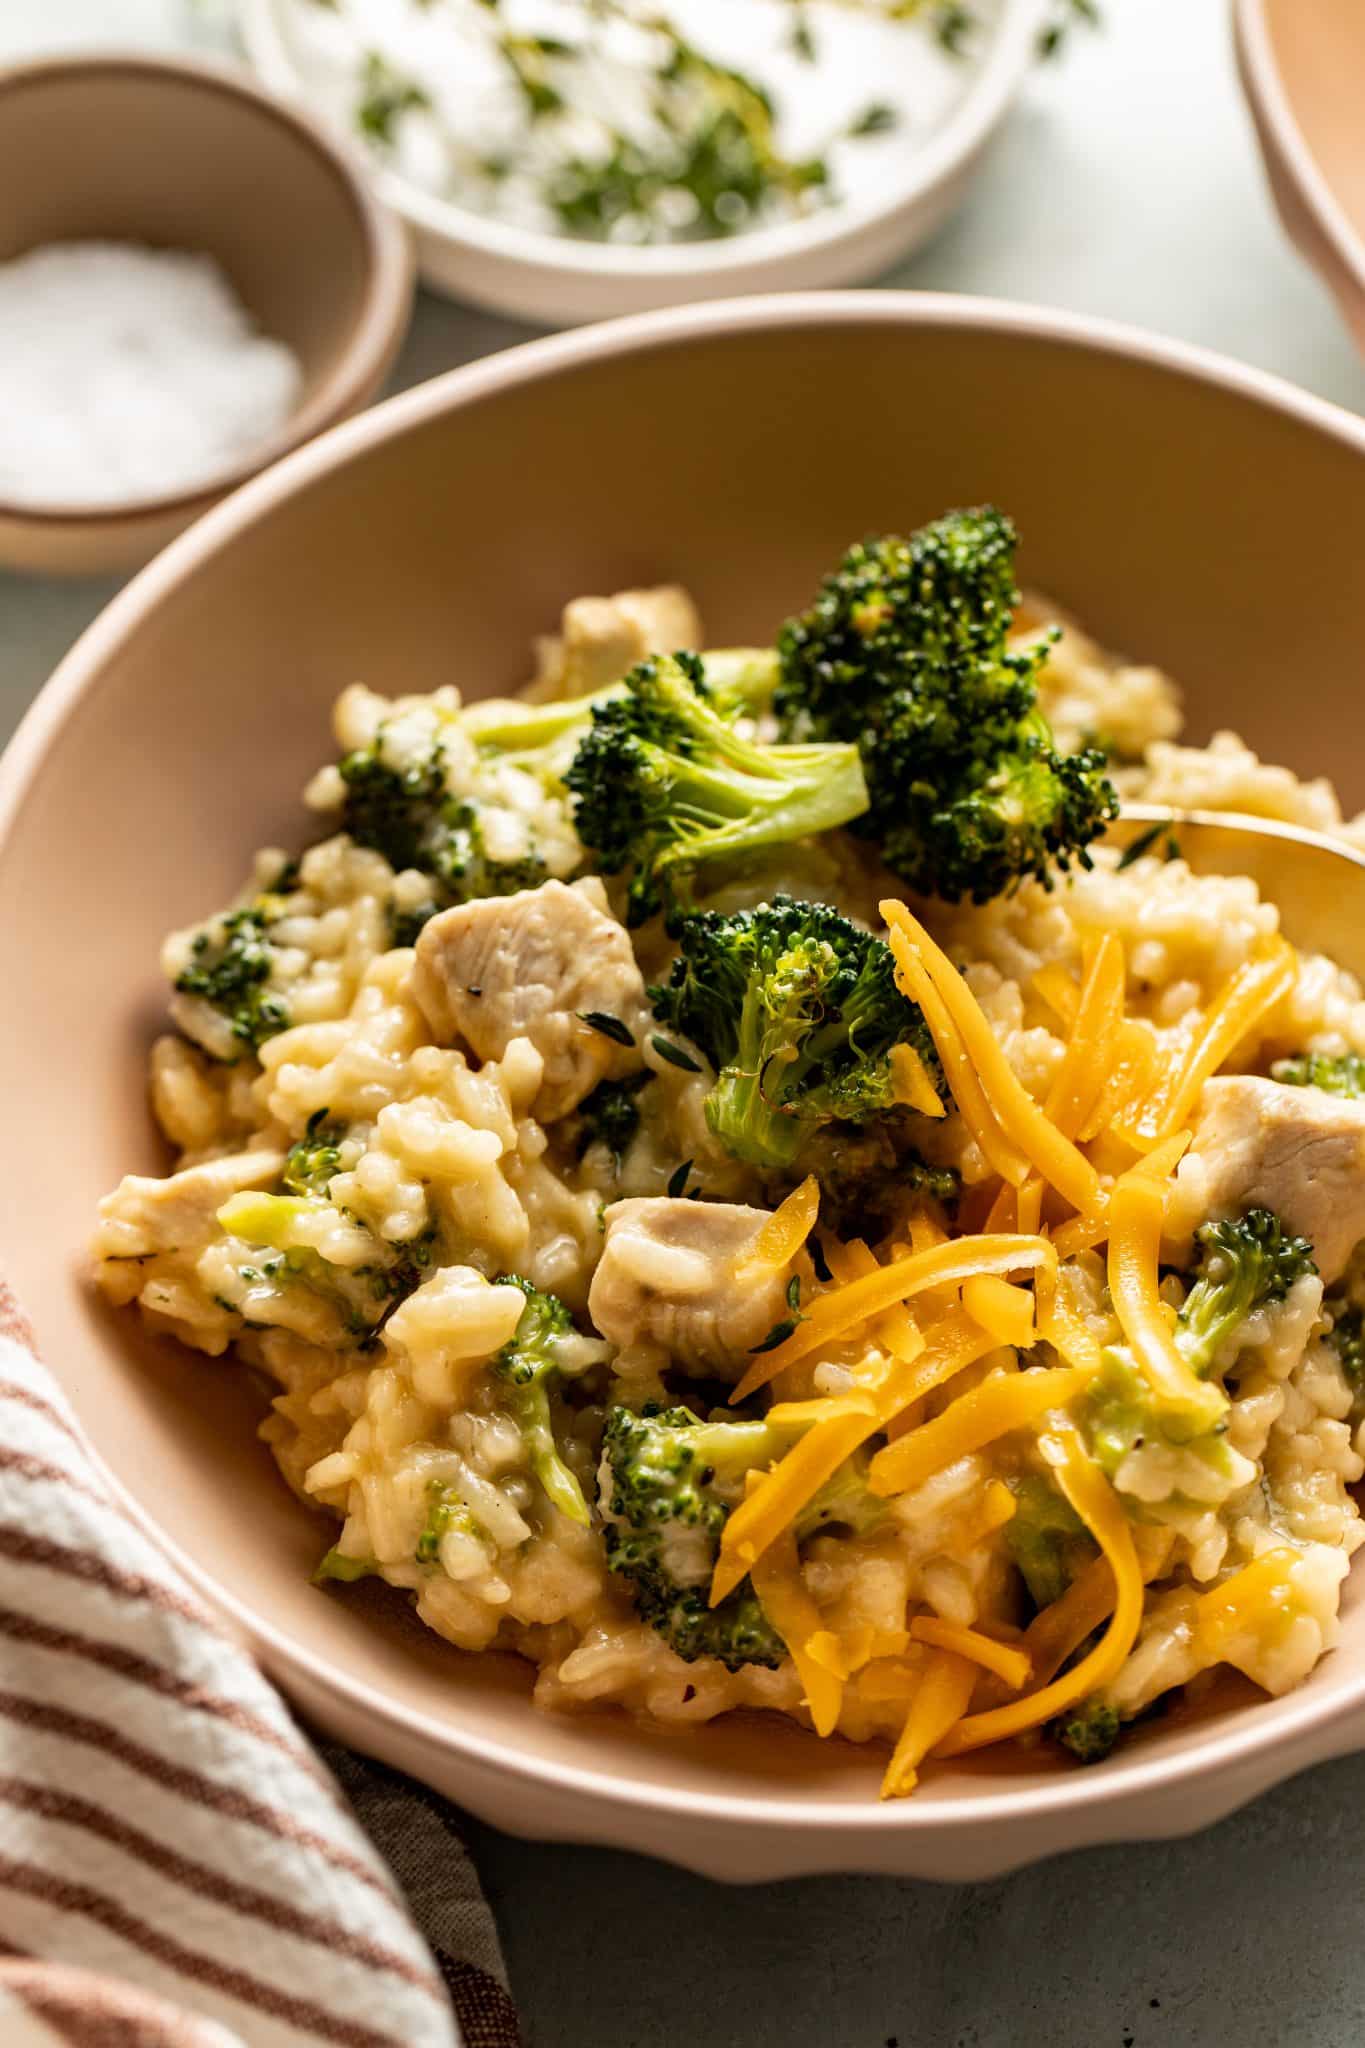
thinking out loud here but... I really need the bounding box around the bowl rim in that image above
[0,47,414,531]
[9,288,1365,1836]
[239,0,1049,284]
[1234,0,1365,295]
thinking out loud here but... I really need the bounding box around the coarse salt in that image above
[0,241,303,511]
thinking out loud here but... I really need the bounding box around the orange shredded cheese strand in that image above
[933,1421,1144,1756]
[1031,962,1081,1029]
[1022,1527,1176,1689]
[745,1516,844,1739]
[1045,933,1126,1140]
[1080,1018,1158,1144]
[884,903,1103,1217]
[1016,1175,1044,1238]
[1036,1266,1104,1374]
[881,1650,977,1799]
[868,1364,1087,1499]
[1130,942,1296,1143]
[982,1181,1017,1235]
[954,1478,1018,1549]
[1194,1548,1301,1658]
[717,1316,998,1598]
[739,1175,820,1279]
[729,1233,1053,1403]
[890,1041,946,1118]
[961,1273,1036,1349]
[1108,1163,1224,1422]
[889,938,1032,1186]
[827,1239,924,1365]
[909,1617,1032,1690]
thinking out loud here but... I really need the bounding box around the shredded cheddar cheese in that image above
[909,1616,1032,1690]
[890,1040,946,1118]
[961,1273,1036,1349]
[1124,940,1296,1143]
[728,1234,1054,1403]
[883,902,1103,1218]
[739,1175,820,1279]
[932,1421,1144,1756]
[1108,1161,1225,1424]
[868,1364,1088,1499]
[881,1650,977,1798]
[746,1510,843,1738]
[1044,933,1125,1140]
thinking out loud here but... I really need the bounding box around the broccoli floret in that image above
[1005,1475,1096,1611]
[338,730,547,925]
[282,1110,346,1196]
[415,1480,486,1566]
[599,1402,883,1670]
[1271,1051,1365,1098]
[576,1071,652,1162]
[1052,1698,1120,1764]
[1324,1298,1365,1409]
[650,895,940,1170]
[1176,1209,1317,1377]
[174,902,289,1054]
[313,1547,379,1584]
[774,509,1118,902]
[564,652,868,924]
[491,1278,590,1526]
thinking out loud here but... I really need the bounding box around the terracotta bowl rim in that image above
[0,47,414,530]
[8,289,1365,1835]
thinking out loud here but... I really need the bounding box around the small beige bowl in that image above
[5,296,1365,1879]
[0,52,414,576]
[1236,0,1365,357]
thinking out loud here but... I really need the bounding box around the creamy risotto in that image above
[95,509,1365,1796]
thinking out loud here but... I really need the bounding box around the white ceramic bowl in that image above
[239,0,1048,324]
[1235,0,1365,357]
[5,295,1365,1880]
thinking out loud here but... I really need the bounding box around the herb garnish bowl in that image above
[240,0,1048,325]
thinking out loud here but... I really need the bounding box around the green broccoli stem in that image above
[465,648,780,756]
[501,1378,590,1526]
[649,739,869,891]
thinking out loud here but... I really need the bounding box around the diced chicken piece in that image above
[589,1198,796,1375]
[1166,1075,1365,1283]
[94,1149,284,1260]
[530,585,703,702]
[410,877,647,1122]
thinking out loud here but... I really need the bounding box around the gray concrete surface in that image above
[4,1,1365,2041]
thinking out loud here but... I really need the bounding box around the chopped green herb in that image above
[666,1159,693,1198]
[578,1010,635,1047]
[650,1034,702,1074]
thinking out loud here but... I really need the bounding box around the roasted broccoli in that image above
[599,1402,883,1670]
[492,1278,590,1526]
[650,895,940,1170]
[1005,1475,1095,1612]
[1324,1297,1365,1412]
[282,1110,346,1196]
[415,1480,486,1566]
[337,731,546,928]
[173,902,289,1054]
[575,1071,652,1162]
[773,509,1118,902]
[1175,1210,1317,1376]
[1271,1051,1365,1098]
[1080,1208,1316,1473]
[1052,1698,1121,1764]
[564,652,868,923]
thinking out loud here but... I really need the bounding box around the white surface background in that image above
[4,3,1365,2043]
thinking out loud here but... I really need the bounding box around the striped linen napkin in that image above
[0,1277,521,2048]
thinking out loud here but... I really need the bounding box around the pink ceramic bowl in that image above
[1236,0,1365,357]
[4,294,1365,1879]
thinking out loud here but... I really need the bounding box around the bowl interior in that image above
[5,304,1365,1843]
[0,59,377,491]
[1265,0,1365,261]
